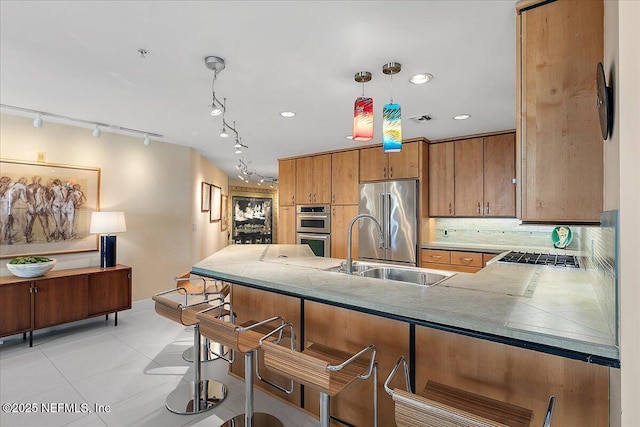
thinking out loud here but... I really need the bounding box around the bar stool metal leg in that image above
[220,350,283,427]
[165,324,227,415]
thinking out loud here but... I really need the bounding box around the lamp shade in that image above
[382,103,402,152]
[90,211,127,234]
[353,97,374,142]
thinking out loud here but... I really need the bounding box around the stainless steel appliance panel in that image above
[357,182,386,261]
[358,180,417,265]
[296,204,331,234]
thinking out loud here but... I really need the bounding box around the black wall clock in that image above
[596,62,613,140]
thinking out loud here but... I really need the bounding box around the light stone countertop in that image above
[192,244,618,363]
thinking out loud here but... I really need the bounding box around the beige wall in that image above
[604,1,640,425]
[0,113,228,301]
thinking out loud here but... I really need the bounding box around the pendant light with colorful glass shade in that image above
[352,71,373,142]
[382,62,402,152]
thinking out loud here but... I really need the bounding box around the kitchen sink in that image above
[358,266,452,287]
[325,262,454,287]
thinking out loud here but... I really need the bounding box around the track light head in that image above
[92,125,101,138]
[33,114,42,128]
[143,134,151,145]
[210,106,222,116]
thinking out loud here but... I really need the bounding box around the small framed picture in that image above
[220,194,228,231]
[201,182,211,212]
[209,185,221,222]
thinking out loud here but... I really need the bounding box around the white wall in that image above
[604,1,640,425]
[616,1,640,425]
[0,113,228,300]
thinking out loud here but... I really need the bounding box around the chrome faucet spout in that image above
[346,214,383,274]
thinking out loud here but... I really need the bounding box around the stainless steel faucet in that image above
[346,214,383,274]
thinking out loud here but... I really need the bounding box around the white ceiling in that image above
[0,1,517,182]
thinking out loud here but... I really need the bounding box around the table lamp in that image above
[90,211,127,268]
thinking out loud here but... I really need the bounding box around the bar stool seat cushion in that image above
[261,341,371,397]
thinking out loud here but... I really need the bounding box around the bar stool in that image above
[152,287,227,415]
[384,356,556,427]
[174,271,231,363]
[197,305,290,426]
[260,322,378,427]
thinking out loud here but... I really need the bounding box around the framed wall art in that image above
[0,159,100,258]
[220,194,229,231]
[201,181,211,212]
[231,196,272,244]
[209,184,221,222]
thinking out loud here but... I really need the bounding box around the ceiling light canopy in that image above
[409,73,433,84]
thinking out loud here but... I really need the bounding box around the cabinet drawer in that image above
[450,251,482,268]
[421,249,450,264]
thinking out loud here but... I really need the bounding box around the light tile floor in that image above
[0,300,320,427]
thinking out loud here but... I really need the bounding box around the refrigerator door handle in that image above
[386,192,392,249]
[378,193,386,249]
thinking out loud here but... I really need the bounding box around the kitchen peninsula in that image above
[193,244,616,426]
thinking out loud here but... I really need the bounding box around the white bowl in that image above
[6,259,57,278]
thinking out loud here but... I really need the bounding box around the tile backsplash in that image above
[427,218,582,252]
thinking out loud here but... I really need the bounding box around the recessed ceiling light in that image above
[280,111,296,118]
[453,114,471,120]
[409,73,433,84]
[345,135,353,140]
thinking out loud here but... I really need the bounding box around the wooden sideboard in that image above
[0,265,132,346]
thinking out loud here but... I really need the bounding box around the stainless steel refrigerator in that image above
[358,180,418,266]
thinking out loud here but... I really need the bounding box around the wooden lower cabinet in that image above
[34,275,89,329]
[330,204,358,260]
[0,281,32,337]
[415,325,609,427]
[0,265,132,343]
[277,205,296,244]
[303,301,409,427]
[421,248,488,273]
[228,284,610,426]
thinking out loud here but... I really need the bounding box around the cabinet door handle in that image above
[449,202,452,214]
[313,193,317,202]
[390,166,393,178]
[383,167,386,178]
[430,255,443,259]
[332,194,335,203]
[291,195,295,204]
[477,202,481,214]
[486,202,490,214]
[308,193,312,202]
[461,257,474,263]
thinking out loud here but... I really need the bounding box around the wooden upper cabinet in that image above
[360,142,419,182]
[483,133,515,217]
[429,132,515,218]
[331,150,359,205]
[359,147,388,182]
[296,154,331,204]
[388,142,420,179]
[429,142,455,216]
[454,138,484,216]
[518,0,603,222]
[278,159,296,206]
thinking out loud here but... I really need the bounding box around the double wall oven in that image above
[296,205,331,257]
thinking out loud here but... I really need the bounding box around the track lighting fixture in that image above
[205,55,250,155]
[143,134,151,145]
[2,104,163,142]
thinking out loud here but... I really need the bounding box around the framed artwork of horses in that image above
[0,159,100,259]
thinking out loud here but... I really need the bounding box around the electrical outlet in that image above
[37,152,46,162]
